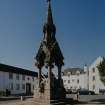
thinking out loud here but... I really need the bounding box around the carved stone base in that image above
[33,87,66,105]
[20,99,68,105]
[34,86,51,101]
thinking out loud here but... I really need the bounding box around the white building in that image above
[0,63,38,95]
[62,56,105,94]
[62,68,88,91]
[88,56,105,94]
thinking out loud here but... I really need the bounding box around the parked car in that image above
[89,90,95,95]
[78,89,95,95]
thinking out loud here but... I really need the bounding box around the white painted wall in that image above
[62,71,87,91]
[0,71,9,92]
[88,56,105,94]
[62,56,105,94]
[0,71,38,95]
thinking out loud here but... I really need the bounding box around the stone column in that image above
[58,66,61,82]
[48,66,52,86]
[38,68,41,87]
[48,65,52,100]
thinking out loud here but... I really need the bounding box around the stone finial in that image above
[47,0,51,2]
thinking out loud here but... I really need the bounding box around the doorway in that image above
[26,83,31,95]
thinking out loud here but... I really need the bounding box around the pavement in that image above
[0,96,33,101]
[0,95,105,105]
[67,94,105,104]
[0,100,105,105]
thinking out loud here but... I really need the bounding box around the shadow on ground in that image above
[91,99,105,103]
[54,98,88,105]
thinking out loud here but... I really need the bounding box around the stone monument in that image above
[34,0,66,104]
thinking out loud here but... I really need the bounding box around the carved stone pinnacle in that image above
[47,0,51,2]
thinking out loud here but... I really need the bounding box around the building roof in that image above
[0,63,38,77]
[90,56,103,68]
[63,68,84,75]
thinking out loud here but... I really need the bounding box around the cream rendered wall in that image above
[62,71,87,91]
[0,71,9,92]
[0,71,38,95]
[88,56,105,94]
[8,73,38,94]
[62,56,105,94]
[0,71,4,91]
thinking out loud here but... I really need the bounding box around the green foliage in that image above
[97,57,105,85]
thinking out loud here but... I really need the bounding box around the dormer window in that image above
[68,72,71,76]
[76,71,80,75]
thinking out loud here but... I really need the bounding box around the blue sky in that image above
[0,0,105,72]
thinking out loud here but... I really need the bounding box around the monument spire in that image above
[43,0,56,45]
[36,0,64,69]
[47,0,51,2]
[35,1,65,102]
[46,0,53,25]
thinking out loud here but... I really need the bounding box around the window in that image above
[22,84,25,90]
[16,74,19,80]
[27,77,30,80]
[93,76,95,81]
[77,79,79,84]
[32,77,34,81]
[22,75,25,80]
[10,83,13,90]
[68,80,70,83]
[9,73,13,79]
[16,84,20,90]
[63,80,66,83]
[93,68,95,73]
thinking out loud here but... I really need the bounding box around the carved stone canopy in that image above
[35,40,64,69]
[35,0,64,69]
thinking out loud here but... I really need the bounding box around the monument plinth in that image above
[34,0,66,104]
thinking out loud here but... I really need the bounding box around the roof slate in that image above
[63,68,84,75]
[0,63,38,77]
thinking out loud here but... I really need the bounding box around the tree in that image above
[97,57,105,85]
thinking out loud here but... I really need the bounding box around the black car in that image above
[89,91,95,95]
[78,90,95,95]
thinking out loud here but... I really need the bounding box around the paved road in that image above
[67,94,105,103]
[0,95,105,105]
[0,97,32,105]
[0,100,21,105]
